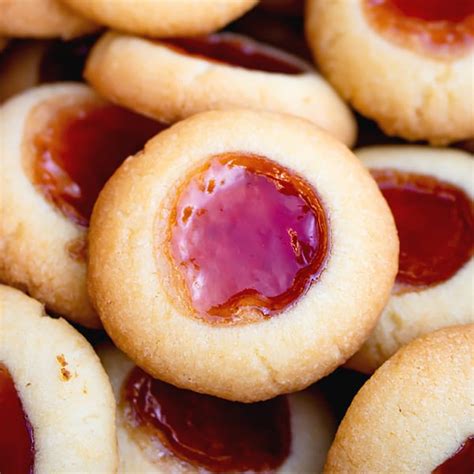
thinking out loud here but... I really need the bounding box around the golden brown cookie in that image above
[88,109,398,402]
[0,0,98,39]
[306,0,474,144]
[99,343,336,473]
[325,325,474,473]
[61,0,258,37]
[85,31,356,146]
[0,83,167,327]
[0,36,97,103]
[348,146,474,373]
[0,284,117,472]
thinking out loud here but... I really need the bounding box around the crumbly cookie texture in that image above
[348,146,474,373]
[61,0,258,37]
[306,0,474,144]
[0,284,118,473]
[325,325,474,473]
[0,84,105,327]
[85,31,356,146]
[88,108,398,402]
[0,0,98,39]
[99,344,336,474]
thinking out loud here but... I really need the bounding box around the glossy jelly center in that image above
[39,34,98,83]
[160,33,309,74]
[0,363,34,474]
[372,169,473,287]
[169,153,329,322]
[123,366,291,472]
[364,0,474,56]
[33,102,167,226]
[433,437,474,474]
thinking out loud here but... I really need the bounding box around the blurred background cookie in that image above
[99,343,336,473]
[325,325,474,473]
[306,0,474,144]
[0,284,117,473]
[88,109,398,402]
[348,146,473,372]
[0,0,99,39]
[61,0,258,37]
[0,83,167,327]
[86,31,356,146]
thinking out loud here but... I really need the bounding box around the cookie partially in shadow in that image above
[325,325,474,473]
[348,146,473,373]
[0,83,167,327]
[0,284,117,473]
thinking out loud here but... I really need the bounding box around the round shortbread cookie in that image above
[85,31,356,146]
[306,0,474,144]
[87,109,398,402]
[61,0,258,37]
[0,0,98,39]
[348,146,474,373]
[325,325,474,473]
[0,83,166,327]
[0,284,117,473]
[99,343,337,473]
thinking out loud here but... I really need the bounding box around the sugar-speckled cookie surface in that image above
[0,0,98,39]
[325,325,474,473]
[88,109,398,402]
[306,0,474,144]
[85,31,356,146]
[348,146,474,373]
[0,284,117,473]
[99,343,336,473]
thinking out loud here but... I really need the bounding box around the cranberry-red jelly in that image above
[170,153,329,322]
[372,169,473,287]
[33,102,167,226]
[0,363,34,474]
[160,33,309,74]
[433,437,474,474]
[123,367,291,472]
[364,0,474,56]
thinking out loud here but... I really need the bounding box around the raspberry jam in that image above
[123,367,291,472]
[0,363,34,474]
[372,169,473,288]
[160,33,309,74]
[364,0,474,58]
[169,153,329,323]
[32,101,167,226]
[433,437,474,474]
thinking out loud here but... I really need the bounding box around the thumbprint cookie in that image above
[87,109,398,402]
[325,325,474,473]
[0,83,167,327]
[306,0,474,144]
[0,36,96,103]
[348,146,474,373]
[99,344,336,473]
[85,31,356,146]
[0,284,117,473]
[61,0,258,37]
[0,0,98,39]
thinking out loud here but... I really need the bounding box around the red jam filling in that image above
[0,363,34,474]
[364,0,474,57]
[123,366,291,472]
[33,103,167,226]
[159,33,309,74]
[433,437,474,474]
[372,169,473,288]
[39,34,98,83]
[169,153,329,323]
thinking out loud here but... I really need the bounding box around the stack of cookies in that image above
[0,0,472,473]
